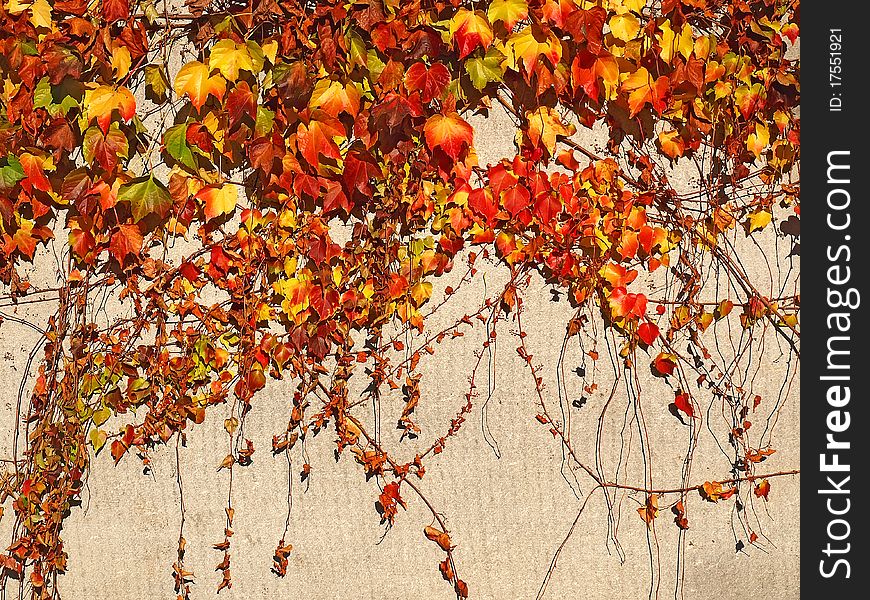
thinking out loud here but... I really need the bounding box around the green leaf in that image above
[118,175,173,222]
[0,155,25,190]
[254,107,275,138]
[163,123,197,170]
[346,30,367,70]
[246,40,266,73]
[465,48,505,90]
[144,64,171,104]
[92,405,111,427]
[89,428,108,454]
[33,77,52,109]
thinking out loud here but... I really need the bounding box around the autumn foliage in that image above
[0,0,798,598]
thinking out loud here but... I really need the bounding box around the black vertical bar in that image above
[803,1,869,595]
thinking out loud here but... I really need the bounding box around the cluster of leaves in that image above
[0,0,798,598]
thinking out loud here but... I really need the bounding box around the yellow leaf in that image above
[744,209,772,233]
[503,26,562,73]
[196,183,238,221]
[609,13,640,42]
[89,429,108,453]
[4,0,29,15]
[525,106,576,155]
[746,122,770,158]
[111,45,132,80]
[610,0,646,13]
[410,281,433,306]
[208,39,256,82]
[657,20,693,63]
[28,0,51,29]
[174,61,226,111]
[84,85,136,132]
[262,40,278,64]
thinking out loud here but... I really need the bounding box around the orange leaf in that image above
[84,85,136,133]
[621,67,669,118]
[699,481,737,503]
[174,61,227,111]
[196,183,238,221]
[109,223,143,264]
[424,525,453,551]
[424,112,473,161]
[754,479,771,500]
[637,494,659,526]
[451,9,493,59]
[672,500,689,529]
[297,113,345,167]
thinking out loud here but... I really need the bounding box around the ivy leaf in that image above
[309,79,361,118]
[488,0,529,31]
[84,85,136,133]
[26,0,52,29]
[621,67,669,117]
[88,428,108,454]
[609,13,640,42]
[754,479,771,500]
[673,392,695,419]
[296,114,345,167]
[424,112,473,160]
[163,123,197,170]
[404,62,451,104]
[118,175,173,222]
[101,0,130,22]
[196,183,238,221]
[111,45,132,80]
[423,526,453,551]
[637,494,659,526]
[144,64,171,104]
[464,48,505,91]
[18,152,54,193]
[0,155,25,191]
[451,9,494,59]
[657,20,694,63]
[174,61,227,111]
[83,124,129,171]
[109,223,144,263]
[503,26,563,74]
[744,208,772,234]
[637,322,659,346]
[525,106,575,156]
[208,39,257,82]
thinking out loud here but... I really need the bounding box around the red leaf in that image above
[468,187,498,224]
[637,322,659,346]
[533,192,561,224]
[404,62,451,103]
[102,0,130,22]
[652,352,677,376]
[502,185,530,216]
[424,112,473,161]
[673,392,695,418]
[109,224,143,264]
[378,481,406,524]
